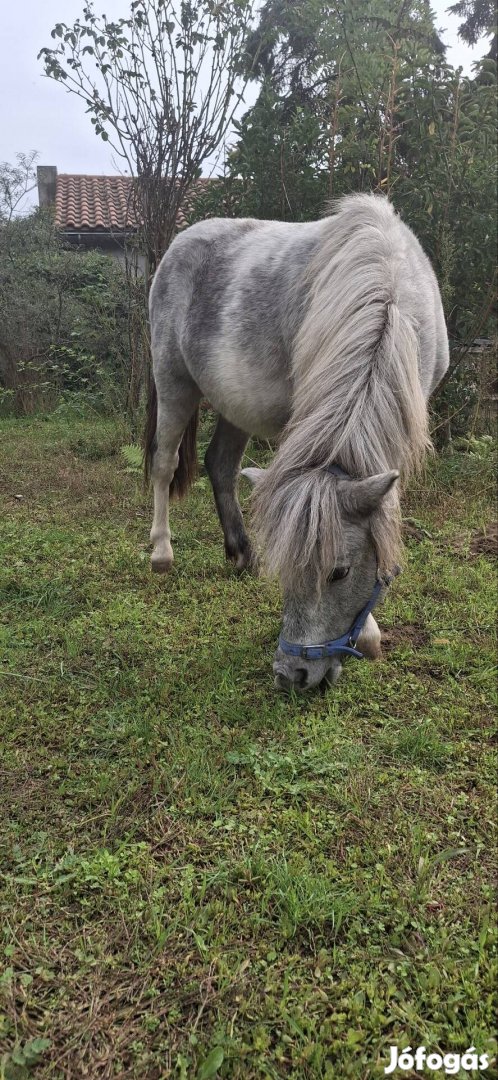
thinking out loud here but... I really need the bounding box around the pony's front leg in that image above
[150,385,200,573]
[356,613,382,659]
[204,416,254,570]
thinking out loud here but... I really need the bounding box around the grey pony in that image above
[145,194,449,691]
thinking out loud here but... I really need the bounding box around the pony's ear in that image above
[338,470,399,517]
[241,467,266,486]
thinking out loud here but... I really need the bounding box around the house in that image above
[37,166,142,269]
[36,166,211,271]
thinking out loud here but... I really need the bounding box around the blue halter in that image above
[277,464,399,663]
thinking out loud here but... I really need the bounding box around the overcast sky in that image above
[1,0,489,201]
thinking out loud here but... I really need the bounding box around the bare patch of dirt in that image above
[382,624,430,651]
[452,522,498,559]
[402,518,433,542]
[469,522,498,558]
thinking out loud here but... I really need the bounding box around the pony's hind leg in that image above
[149,373,200,573]
[204,417,254,570]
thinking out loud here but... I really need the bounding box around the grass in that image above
[0,410,496,1079]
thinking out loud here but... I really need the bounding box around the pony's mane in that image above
[252,194,430,590]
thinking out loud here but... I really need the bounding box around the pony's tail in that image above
[143,372,199,499]
[169,407,199,500]
[144,372,157,486]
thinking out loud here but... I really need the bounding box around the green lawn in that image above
[0,412,496,1079]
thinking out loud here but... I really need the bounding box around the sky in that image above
[1,0,490,206]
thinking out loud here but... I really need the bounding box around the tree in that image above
[448,0,496,52]
[0,152,38,222]
[39,0,256,278]
[212,1,449,217]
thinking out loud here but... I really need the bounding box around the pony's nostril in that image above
[274,663,308,691]
[274,671,291,692]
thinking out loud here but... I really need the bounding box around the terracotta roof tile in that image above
[55,174,138,231]
[55,174,213,232]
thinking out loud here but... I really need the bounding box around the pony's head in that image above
[243,465,400,691]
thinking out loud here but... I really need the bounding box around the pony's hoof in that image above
[151,547,173,573]
[225,542,257,574]
[235,550,257,572]
[360,637,382,660]
[356,614,382,659]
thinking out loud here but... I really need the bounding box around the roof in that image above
[55,174,138,232]
[54,173,212,233]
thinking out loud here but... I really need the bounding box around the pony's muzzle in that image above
[274,660,309,692]
[273,654,342,692]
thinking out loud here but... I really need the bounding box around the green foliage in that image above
[0,210,130,414]
[197,1047,225,1079]
[394,63,497,343]
[452,433,496,459]
[448,0,496,49]
[120,443,144,473]
[1,1038,51,1080]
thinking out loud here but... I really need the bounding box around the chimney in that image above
[37,166,57,208]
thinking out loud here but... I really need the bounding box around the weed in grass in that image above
[375,719,451,768]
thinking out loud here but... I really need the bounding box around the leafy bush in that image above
[0,210,132,415]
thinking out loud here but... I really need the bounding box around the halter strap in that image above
[278,575,395,661]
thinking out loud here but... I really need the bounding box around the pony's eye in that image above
[328,566,350,583]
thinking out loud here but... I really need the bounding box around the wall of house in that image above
[109,246,147,276]
[62,231,147,275]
